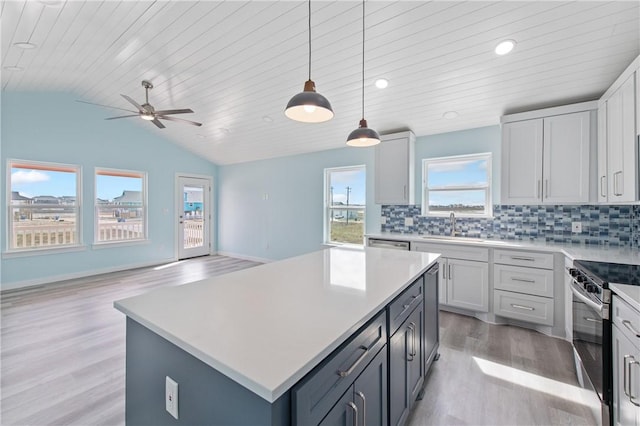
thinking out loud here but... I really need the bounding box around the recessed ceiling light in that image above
[375,78,389,89]
[495,39,516,55]
[262,115,273,123]
[219,128,230,134]
[38,0,63,7]
[3,66,24,72]
[443,111,458,119]
[14,42,37,50]
[196,134,207,139]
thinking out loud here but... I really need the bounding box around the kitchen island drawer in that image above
[388,276,424,335]
[493,264,554,298]
[494,249,554,269]
[494,290,554,326]
[292,311,387,426]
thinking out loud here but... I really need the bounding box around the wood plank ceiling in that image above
[2,1,639,165]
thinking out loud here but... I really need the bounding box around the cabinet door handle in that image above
[409,321,417,357]
[403,185,407,200]
[338,345,369,377]
[600,176,606,197]
[622,319,640,337]
[356,391,366,426]
[545,179,549,199]
[614,171,623,196]
[347,401,358,426]
[512,277,535,283]
[448,264,452,280]
[630,359,640,406]
[442,265,446,280]
[584,317,601,323]
[407,323,414,361]
[511,304,535,311]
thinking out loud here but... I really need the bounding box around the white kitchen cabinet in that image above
[598,55,639,203]
[375,131,415,205]
[612,294,640,426]
[412,241,489,313]
[606,73,637,202]
[501,102,595,205]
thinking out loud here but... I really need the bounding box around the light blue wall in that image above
[1,92,217,289]
[217,147,377,261]
[217,126,501,261]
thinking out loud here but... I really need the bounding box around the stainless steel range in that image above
[568,260,614,426]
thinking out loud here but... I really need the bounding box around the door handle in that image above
[537,180,541,199]
[347,401,358,426]
[545,179,549,198]
[407,324,415,361]
[614,171,623,196]
[410,321,417,357]
[355,392,366,426]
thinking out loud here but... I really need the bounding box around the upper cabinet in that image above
[501,102,596,205]
[375,131,415,205]
[598,55,639,203]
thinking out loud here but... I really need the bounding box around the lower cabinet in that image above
[612,295,640,426]
[320,347,388,426]
[443,258,489,312]
[389,302,425,426]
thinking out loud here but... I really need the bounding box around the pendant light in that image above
[346,0,380,147]
[285,0,334,123]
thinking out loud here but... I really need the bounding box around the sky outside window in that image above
[11,167,76,198]
[329,168,365,205]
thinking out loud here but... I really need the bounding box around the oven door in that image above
[570,281,612,425]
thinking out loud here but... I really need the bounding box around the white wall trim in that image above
[216,250,273,264]
[1,258,175,292]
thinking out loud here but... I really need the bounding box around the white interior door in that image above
[177,176,211,259]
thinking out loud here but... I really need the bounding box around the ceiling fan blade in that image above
[151,118,166,129]
[121,94,144,112]
[158,115,203,127]
[105,114,140,120]
[76,100,137,114]
[154,108,194,115]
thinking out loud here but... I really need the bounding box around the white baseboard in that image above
[1,258,176,292]
[216,251,273,264]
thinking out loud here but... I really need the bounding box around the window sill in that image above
[3,244,87,259]
[92,239,150,250]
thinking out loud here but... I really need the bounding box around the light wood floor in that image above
[1,256,597,426]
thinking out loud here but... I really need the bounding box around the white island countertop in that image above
[115,247,439,403]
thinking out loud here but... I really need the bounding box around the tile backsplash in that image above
[380,205,640,248]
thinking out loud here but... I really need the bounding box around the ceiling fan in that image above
[79,80,202,128]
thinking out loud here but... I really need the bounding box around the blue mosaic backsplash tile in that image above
[380,205,640,248]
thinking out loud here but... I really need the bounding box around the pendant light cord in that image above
[361,0,365,119]
[308,0,312,81]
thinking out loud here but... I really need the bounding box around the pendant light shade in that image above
[346,0,380,147]
[346,119,381,147]
[285,80,334,123]
[285,0,334,123]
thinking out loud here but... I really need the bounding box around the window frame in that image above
[6,159,83,253]
[422,152,493,218]
[324,165,366,246]
[94,167,148,246]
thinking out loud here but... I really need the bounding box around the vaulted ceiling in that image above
[2,1,639,165]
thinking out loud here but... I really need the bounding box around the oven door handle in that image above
[570,283,604,318]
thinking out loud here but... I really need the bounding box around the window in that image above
[7,160,81,251]
[422,153,492,217]
[325,165,366,245]
[95,168,147,243]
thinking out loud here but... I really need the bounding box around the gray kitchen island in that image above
[115,246,440,425]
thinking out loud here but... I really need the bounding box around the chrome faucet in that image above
[450,212,457,237]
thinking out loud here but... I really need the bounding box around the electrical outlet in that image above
[404,217,414,226]
[166,376,179,419]
[571,222,582,233]
[380,216,387,224]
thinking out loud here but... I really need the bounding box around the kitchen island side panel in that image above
[125,318,290,426]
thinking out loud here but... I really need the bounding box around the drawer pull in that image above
[338,345,369,378]
[622,320,640,338]
[510,256,535,262]
[511,303,534,311]
[512,277,535,283]
[347,401,358,426]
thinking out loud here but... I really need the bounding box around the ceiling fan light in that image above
[346,119,380,147]
[140,113,155,121]
[285,80,334,123]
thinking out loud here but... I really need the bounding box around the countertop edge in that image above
[115,254,440,403]
[610,283,640,312]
